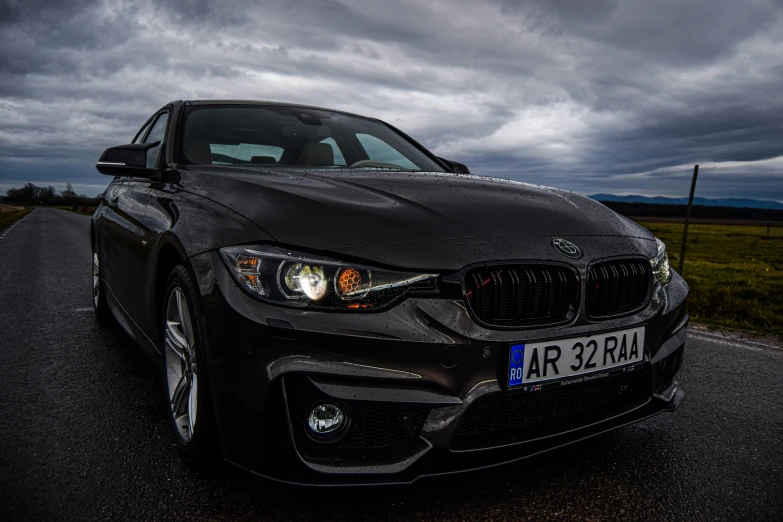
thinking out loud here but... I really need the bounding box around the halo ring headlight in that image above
[282,263,328,300]
[219,244,437,310]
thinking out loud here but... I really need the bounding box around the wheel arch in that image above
[156,241,223,462]
[154,236,191,341]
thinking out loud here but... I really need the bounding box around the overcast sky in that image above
[1,0,782,200]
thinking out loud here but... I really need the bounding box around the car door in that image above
[106,111,169,329]
[94,180,123,294]
[96,116,152,306]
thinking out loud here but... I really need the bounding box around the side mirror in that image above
[96,142,161,179]
[437,157,471,174]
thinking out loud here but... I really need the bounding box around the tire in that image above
[162,264,220,467]
[92,241,112,322]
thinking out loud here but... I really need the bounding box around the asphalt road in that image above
[1,207,781,521]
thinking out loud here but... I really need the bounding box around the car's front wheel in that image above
[162,265,219,467]
[92,242,112,322]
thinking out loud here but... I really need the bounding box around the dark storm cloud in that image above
[1,0,782,201]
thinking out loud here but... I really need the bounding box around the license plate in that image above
[508,326,645,387]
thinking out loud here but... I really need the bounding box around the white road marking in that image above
[74,307,93,312]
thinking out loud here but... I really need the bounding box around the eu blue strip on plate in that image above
[509,344,525,386]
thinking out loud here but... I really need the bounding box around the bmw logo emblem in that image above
[551,238,582,259]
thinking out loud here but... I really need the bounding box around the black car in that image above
[92,100,688,485]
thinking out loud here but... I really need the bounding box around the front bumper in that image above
[190,251,689,486]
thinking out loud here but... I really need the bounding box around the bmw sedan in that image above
[92,100,688,485]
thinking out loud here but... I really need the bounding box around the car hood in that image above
[179,166,655,270]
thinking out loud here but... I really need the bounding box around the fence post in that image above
[678,165,699,275]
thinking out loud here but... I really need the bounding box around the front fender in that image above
[146,185,273,260]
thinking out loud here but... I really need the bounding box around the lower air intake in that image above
[453,372,649,450]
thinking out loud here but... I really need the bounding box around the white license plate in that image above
[508,326,645,387]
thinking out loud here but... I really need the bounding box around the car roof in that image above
[173,99,373,120]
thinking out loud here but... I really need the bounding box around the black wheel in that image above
[92,241,112,322]
[162,264,220,467]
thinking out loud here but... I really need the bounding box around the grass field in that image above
[639,221,783,337]
[0,204,33,231]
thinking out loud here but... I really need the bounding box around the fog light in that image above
[307,403,345,434]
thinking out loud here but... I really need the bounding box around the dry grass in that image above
[0,204,26,216]
[0,205,32,230]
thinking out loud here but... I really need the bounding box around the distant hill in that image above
[589,193,783,210]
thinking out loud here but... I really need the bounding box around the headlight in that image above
[651,237,671,286]
[283,263,329,300]
[219,245,438,310]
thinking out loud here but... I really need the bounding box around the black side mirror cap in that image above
[437,157,471,174]
[96,142,161,179]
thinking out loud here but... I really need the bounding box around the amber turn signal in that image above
[337,268,362,295]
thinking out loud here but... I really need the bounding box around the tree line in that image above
[4,182,99,207]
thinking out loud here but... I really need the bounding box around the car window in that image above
[209,143,284,165]
[132,119,152,144]
[182,106,445,172]
[356,134,418,170]
[143,112,169,168]
[319,137,346,165]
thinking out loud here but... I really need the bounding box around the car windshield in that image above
[182,105,445,172]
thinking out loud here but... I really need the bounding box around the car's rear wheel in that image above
[162,265,219,467]
[92,242,112,322]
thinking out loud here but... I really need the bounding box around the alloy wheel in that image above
[92,253,100,308]
[164,287,198,443]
